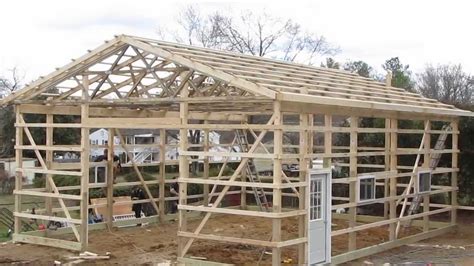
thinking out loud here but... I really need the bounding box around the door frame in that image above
[307,168,332,264]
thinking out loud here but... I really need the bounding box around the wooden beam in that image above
[80,74,90,251]
[423,120,431,232]
[83,117,181,128]
[272,101,283,266]
[451,119,459,225]
[383,118,390,219]
[348,116,357,251]
[298,113,310,264]
[13,234,82,251]
[106,128,115,228]
[203,121,210,209]
[178,84,190,258]
[13,190,82,200]
[14,106,23,235]
[389,118,398,240]
[159,129,166,222]
[45,114,53,228]
[14,212,82,224]
[179,205,305,218]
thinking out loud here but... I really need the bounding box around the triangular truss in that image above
[1,35,472,117]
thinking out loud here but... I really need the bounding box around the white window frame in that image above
[90,166,107,184]
[357,175,376,203]
[309,177,324,221]
[416,169,432,194]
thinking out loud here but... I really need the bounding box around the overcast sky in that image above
[0,0,472,83]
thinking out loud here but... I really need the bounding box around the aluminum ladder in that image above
[235,129,271,212]
[404,125,452,227]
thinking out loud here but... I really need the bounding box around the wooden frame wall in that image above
[11,99,460,265]
[4,35,470,265]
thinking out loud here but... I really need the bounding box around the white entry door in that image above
[308,169,331,265]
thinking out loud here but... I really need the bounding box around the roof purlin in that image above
[280,92,474,117]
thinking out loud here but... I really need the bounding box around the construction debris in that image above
[64,251,110,265]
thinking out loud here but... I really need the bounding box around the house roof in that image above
[1,34,472,117]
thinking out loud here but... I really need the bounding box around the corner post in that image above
[451,119,459,225]
[177,86,189,258]
[422,120,431,231]
[272,100,283,266]
[80,75,90,251]
[45,113,53,228]
[389,118,398,240]
[14,105,23,235]
[298,112,310,264]
[106,128,115,228]
[384,118,390,218]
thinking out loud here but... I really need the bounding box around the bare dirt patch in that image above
[0,212,473,265]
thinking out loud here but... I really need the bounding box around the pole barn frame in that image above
[1,35,473,264]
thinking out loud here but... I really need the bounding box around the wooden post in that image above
[386,71,392,87]
[14,106,23,235]
[241,116,249,210]
[159,129,166,221]
[80,75,90,251]
[203,121,210,208]
[272,101,283,266]
[298,113,310,264]
[383,118,390,219]
[389,118,398,240]
[177,86,189,259]
[324,115,332,168]
[106,128,114,228]
[422,120,431,231]
[45,114,53,226]
[451,119,459,225]
[348,116,358,251]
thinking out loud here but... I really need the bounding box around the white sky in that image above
[0,0,473,83]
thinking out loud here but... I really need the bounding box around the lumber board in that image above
[14,190,82,200]
[13,234,82,251]
[179,205,305,218]
[14,212,82,224]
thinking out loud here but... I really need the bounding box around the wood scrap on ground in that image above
[63,251,110,265]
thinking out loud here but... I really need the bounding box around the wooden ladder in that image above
[235,129,271,212]
[404,125,452,227]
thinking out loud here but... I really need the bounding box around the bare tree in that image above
[160,5,340,65]
[417,64,473,107]
[0,67,24,157]
[0,67,23,99]
[159,6,340,174]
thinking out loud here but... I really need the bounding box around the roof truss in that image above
[1,35,472,117]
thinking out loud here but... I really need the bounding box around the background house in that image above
[0,158,37,184]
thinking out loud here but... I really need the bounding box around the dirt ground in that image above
[0,212,473,265]
[349,211,474,265]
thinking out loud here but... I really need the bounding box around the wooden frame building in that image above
[1,35,473,264]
